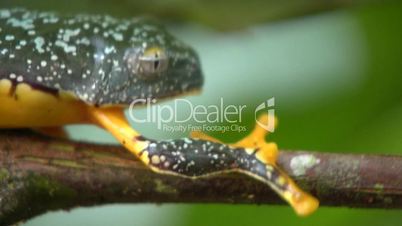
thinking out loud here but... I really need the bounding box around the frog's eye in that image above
[125,47,168,79]
[140,47,168,71]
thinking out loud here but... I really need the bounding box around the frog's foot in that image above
[234,114,277,147]
[278,170,320,216]
[191,114,276,148]
[189,114,316,215]
[32,126,69,139]
[235,114,317,215]
[191,115,278,171]
[220,114,279,167]
[252,142,278,166]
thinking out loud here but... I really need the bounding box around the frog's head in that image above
[100,18,203,106]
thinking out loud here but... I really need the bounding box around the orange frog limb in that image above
[88,107,151,165]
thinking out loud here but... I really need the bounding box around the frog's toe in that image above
[290,189,320,217]
[255,142,279,164]
[234,113,277,148]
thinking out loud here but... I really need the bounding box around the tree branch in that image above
[0,130,400,225]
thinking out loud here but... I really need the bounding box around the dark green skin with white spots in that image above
[0,8,203,105]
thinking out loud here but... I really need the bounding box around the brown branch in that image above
[0,130,400,225]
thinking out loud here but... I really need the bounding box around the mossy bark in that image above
[0,130,401,225]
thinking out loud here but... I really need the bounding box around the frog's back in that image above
[0,8,129,101]
[0,9,127,127]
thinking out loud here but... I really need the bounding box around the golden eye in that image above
[138,47,168,77]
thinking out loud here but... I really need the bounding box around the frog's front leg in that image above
[88,107,152,164]
[88,107,318,216]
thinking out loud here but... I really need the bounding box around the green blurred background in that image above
[1,0,402,225]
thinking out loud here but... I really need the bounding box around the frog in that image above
[0,8,318,216]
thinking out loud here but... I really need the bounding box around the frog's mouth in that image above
[159,75,204,101]
[134,62,205,104]
[97,73,203,108]
[98,88,202,109]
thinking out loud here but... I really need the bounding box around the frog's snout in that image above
[180,47,204,92]
[184,56,204,92]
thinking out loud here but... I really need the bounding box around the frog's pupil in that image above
[154,52,160,70]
